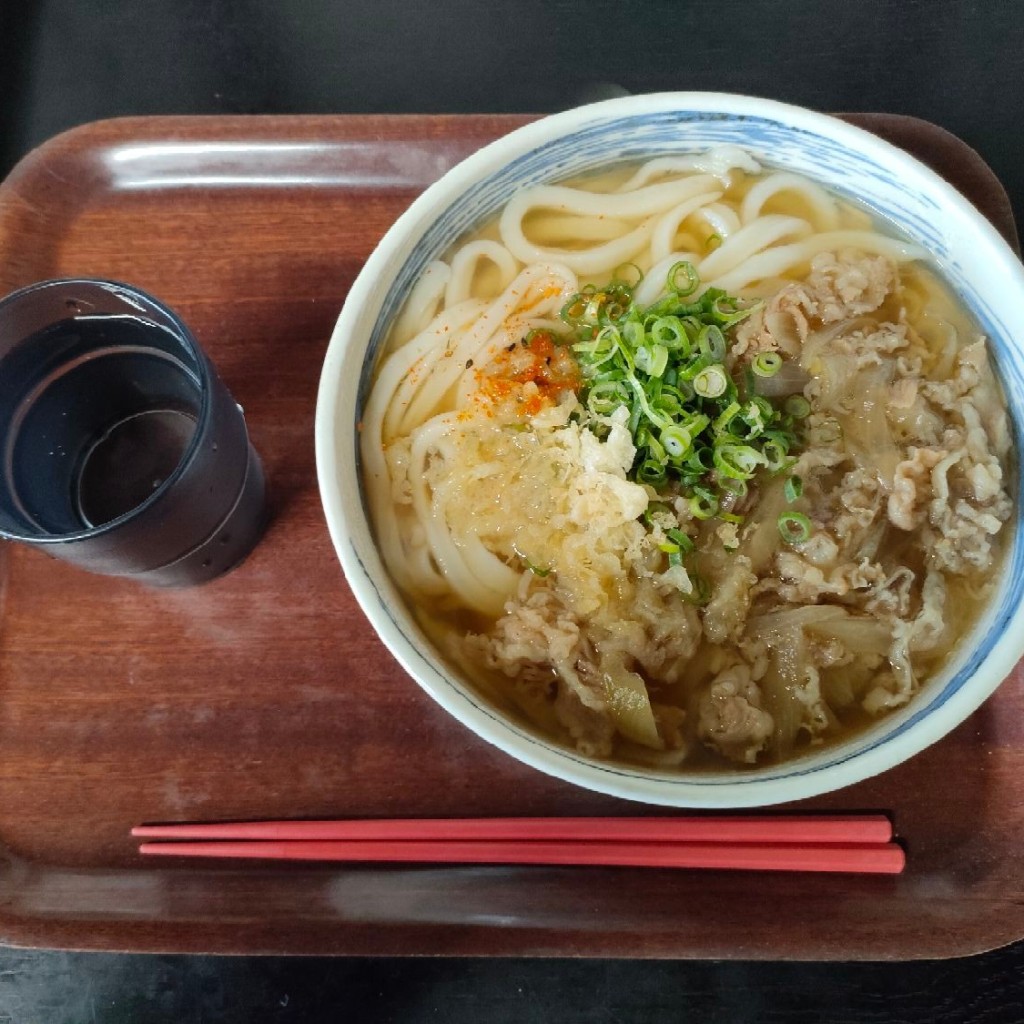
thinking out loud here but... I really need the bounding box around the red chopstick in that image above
[137,838,905,874]
[132,814,892,845]
[133,816,903,874]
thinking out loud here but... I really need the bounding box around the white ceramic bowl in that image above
[316,92,1024,807]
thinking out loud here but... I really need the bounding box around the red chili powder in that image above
[470,330,581,418]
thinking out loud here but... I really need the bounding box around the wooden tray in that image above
[0,113,1020,959]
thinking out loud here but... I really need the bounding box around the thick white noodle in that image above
[504,175,721,221]
[648,191,723,263]
[391,261,451,348]
[404,421,517,616]
[528,215,636,244]
[405,538,450,597]
[504,215,659,276]
[406,414,496,607]
[741,171,841,231]
[707,230,927,292]
[453,530,521,609]
[613,146,761,192]
[361,301,485,593]
[379,300,488,443]
[387,412,464,596]
[690,202,742,240]
[697,215,813,282]
[499,176,719,273]
[444,240,520,309]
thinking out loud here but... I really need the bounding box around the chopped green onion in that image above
[667,548,683,568]
[639,427,666,463]
[562,283,634,328]
[666,528,695,554]
[584,293,606,323]
[705,233,722,251]
[713,401,742,432]
[643,501,671,526]
[561,295,587,322]
[698,325,727,362]
[637,458,668,486]
[784,395,811,419]
[737,400,768,440]
[522,557,552,577]
[762,441,791,472]
[649,317,690,352]
[585,379,631,415]
[784,475,803,502]
[685,444,714,474]
[762,429,792,452]
[561,263,800,540]
[620,318,645,350]
[667,260,699,296]
[635,344,669,378]
[693,364,728,398]
[719,512,745,524]
[612,262,644,287]
[682,573,712,605]
[689,487,719,520]
[778,511,812,544]
[752,352,783,377]
[719,476,748,499]
[661,423,696,459]
[714,443,767,480]
[706,291,756,329]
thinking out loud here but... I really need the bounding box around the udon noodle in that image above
[360,146,1013,769]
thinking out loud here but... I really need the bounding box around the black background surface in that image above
[2,1,1024,1021]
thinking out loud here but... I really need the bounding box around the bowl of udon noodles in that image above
[316,92,1024,807]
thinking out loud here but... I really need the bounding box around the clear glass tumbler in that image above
[0,278,267,585]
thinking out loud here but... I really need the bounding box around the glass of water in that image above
[0,278,267,585]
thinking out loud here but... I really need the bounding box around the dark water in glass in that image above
[0,282,267,585]
[76,408,197,527]
[2,314,202,534]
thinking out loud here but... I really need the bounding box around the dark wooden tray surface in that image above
[0,113,1020,958]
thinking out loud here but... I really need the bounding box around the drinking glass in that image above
[0,278,267,585]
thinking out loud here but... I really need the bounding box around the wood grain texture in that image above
[0,113,1020,958]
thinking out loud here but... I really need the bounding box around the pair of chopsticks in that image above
[133,815,905,874]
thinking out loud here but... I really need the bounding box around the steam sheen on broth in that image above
[360,146,1013,770]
